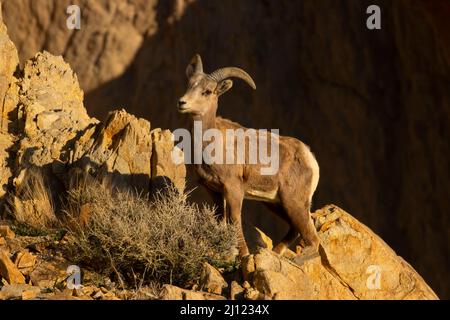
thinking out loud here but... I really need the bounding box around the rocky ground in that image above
[0,205,438,300]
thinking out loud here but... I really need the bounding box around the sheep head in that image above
[178,54,256,116]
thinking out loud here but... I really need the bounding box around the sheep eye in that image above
[202,90,212,96]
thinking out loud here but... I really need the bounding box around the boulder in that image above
[312,205,438,299]
[0,225,14,238]
[251,249,355,300]
[229,281,244,300]
[14,250,36,275]
[199,262,228,295]
[246,205,439,300]
[160,284,226,300]
[0,250,26,284]
[0,284,41,300]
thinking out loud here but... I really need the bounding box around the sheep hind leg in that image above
[282,198,320,265]
[263,203,299,255]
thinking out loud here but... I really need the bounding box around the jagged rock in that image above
[21,287,41,300]
[0,1,18,128]
[14,250,36,275]
[0,225,14,238]
[251,249,355,300]
[0,250,26,284]
[151,128,186,193]
[247,205,439,300]
[0,132,14,203]
[242,283,270,300]
[229,281,244,300]
[241,255,255,282]
[0,142,11,199]
[92,290,104,300]
[0,10,186,202]
[0,5,17,200]
[199,262,228,295]
[79,286,95,297]
[245,225,279,256]
[15,51,97,179]
[0,284,41,300]
[160,284,226,300]
[72,109,152,192]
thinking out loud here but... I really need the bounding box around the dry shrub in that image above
[64,177,238,286]
[8,168,58,231]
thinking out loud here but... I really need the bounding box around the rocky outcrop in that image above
[0,1,18,126]
[8,49,185,195]
[0,6,185,207]
[0,3,17,201]
[15,51,96,175]
[0,250,26,285]
[245,205,438,300]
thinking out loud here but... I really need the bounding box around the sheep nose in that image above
[178,100,186,107]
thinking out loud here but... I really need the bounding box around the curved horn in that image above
[209,67,256,89]
[190,54,203,74]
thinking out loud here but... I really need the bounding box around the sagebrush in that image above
[64,177,238,286]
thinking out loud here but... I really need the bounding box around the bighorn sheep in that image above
[178,54,320,262]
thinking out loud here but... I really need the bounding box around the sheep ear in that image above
[186,63,195,79]
[216,80,233,96]
[186,54,203,78]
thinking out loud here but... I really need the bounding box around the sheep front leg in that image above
[224,184,249,257]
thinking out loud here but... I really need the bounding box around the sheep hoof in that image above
[293,251,320,266]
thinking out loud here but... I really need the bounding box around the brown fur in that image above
[178,55,320,258]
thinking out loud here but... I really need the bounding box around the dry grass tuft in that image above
[64,176,238,286]
[8,168,58,231]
